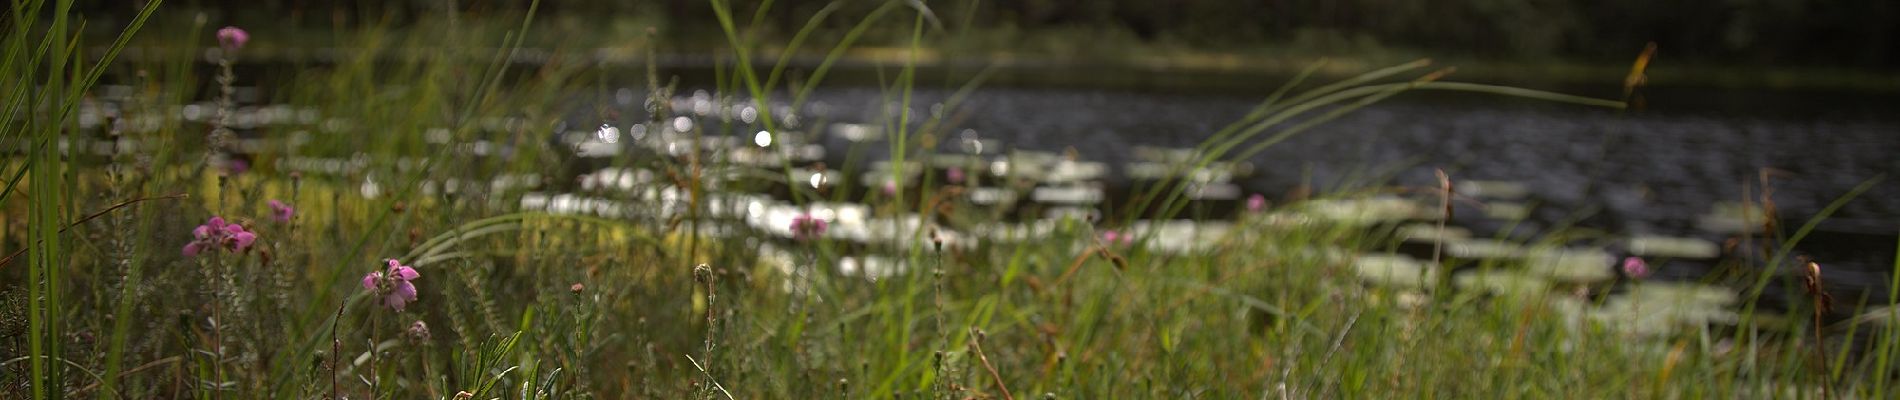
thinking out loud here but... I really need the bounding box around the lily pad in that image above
[1625,235,1721,259]
[1397,223,1472,242]
[1454,180,1530,200]
[1591,295,1741,337]
[1620,282,1739,308]
[1352,254,1439,288]
[1297,197,1432,226]
[1696,202,1768,234]
[1483,202,1532,221]
[1521,248,1615,282]
[1453,270,1553,297]
[1443,238,1526,259]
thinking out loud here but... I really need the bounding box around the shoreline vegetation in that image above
[9,0,1898,398]
[88,10,1900,94]
[101,43,1900,94]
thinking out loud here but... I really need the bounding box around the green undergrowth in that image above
[4,1,1898,398]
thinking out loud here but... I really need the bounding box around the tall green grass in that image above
[4,0,160,398]
[4,1,1898,398]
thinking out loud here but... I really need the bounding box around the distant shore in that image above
[99,41,1900,95]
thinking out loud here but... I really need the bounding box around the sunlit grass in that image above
[4,1,1899,399]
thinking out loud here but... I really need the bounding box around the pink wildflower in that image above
[790,213,828,241]
[946,167,966,185]
[216,26,249,51]
[362,259,421,311]
[1621,257,1650,279]
[1246,193,1268,213]
[1101,230,1133,246]
[268,200,294,223]
[224,158,249,176]
[182,216,257,257]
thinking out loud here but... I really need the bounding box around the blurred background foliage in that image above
[75,0,1900,69]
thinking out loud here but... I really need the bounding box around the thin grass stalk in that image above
[1117,61,1330,218]
[1827,295,1865,392]
[1143,77,1625,234]
[1875,230,1900,397]
[791,1,902,109]
[1734,176,1885,339]
[1800,259,1835,398]
[1120,60,1416,225]
[1433,170,1453,293]
[25,1,75,397]
[99,182,156,399]
[893,11,926,255]
[1143,71,1453,229]
[705,8,774,126]
[0,0,48,155]
[11,0,156,190]
[58,16,89,397]
[1135,66,1438,230]
[708,0,804,209]
[760,1,843,94]
[1158,77,1626,227]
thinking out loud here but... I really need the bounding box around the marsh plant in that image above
[3,0,1898,399]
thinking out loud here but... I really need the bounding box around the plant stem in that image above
[967,328,1013,400]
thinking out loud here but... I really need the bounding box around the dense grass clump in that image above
[4,1,1898,398]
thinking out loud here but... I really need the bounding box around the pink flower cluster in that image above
[183,217,257,257]
[362,259,421,311]
[1621,257,1651,279]
[268,200,294,223]
[790,213,827,241]
[216,26,248,51]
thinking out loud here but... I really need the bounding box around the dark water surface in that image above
[228,60,1900,287]
[226,62,1900,222]
[750,79,1900,306]
[779,83,1899,231]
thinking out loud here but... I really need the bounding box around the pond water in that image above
[638,70,1900,299]
[668,79,1900,235]
[202,62,1900,306]
[219,62,1899,232]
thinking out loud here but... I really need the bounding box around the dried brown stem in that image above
[1801,259,1834,399]
[968,328,1015,400]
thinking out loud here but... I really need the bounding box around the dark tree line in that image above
[79,0,1900,68]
